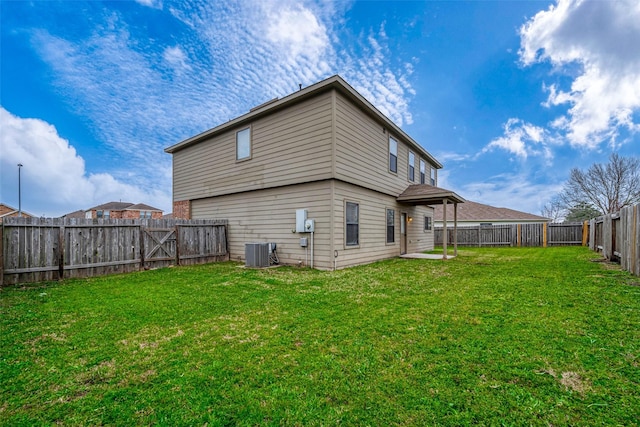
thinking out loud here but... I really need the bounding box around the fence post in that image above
[517,223,522,247]
[582,221,589,246]
[543,223,548,248]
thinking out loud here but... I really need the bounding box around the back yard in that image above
[1,247,638,425]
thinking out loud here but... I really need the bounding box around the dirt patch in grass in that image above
[560,371,590,393]
[538,368,591,394]
[590,258,622,270]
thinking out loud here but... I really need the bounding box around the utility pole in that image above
[17,163,23,217]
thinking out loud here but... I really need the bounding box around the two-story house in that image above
[165,75,463,269]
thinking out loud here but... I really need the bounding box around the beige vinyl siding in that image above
[173,92,334,201]
[407,206,435,252]
[191,181,334,269]
[333,92,436,196]
[331,180,435,267]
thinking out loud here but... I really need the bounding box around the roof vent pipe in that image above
[299,83,302,91]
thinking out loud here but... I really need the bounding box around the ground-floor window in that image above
[424,216,432,231]
[346,201,359,246]
[386,209,395,243]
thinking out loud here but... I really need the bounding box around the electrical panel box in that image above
[304,219,315,233]
[300,237,308,247]
[296,209,307,233]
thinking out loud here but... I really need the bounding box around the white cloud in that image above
[30,0,416,157]
[0,107,171,217]
[163,46,191,71]
[456,173,564,217]
[135,0,162,10]
[520,0,640,148]
[265,4,330,65]
[482,118,553,161]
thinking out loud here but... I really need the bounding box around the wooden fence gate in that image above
[143,228,177,265]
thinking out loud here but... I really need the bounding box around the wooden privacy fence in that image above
[434,222,588,248]
[1,217,228,286]
[589,203,640,276]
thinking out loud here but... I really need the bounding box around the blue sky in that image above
[1,0,639,218]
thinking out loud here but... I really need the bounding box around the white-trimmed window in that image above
[424,216,432,231]
[430,167,436,186]
[389,137,398,173]
[140,211,152,219]
[97,210,110,219]
[386,209,395,244]
[420,159,426,184]
[346,202,359,246]
[236,127,251,160]
[408,152,415,181]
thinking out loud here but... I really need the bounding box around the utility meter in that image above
[304,219,315,232]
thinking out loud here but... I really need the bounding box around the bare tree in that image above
[560,153,640,215]
[540,197,566,223]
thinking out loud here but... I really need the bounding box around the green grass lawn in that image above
[1,247,639,426]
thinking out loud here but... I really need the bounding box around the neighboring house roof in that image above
[432,200,549,223]
[162,213,174,219]
[61,209,87,219]
[87,201,162,212]
[127,203,163,212]
[165,75,443,170]
[0,203,34,219]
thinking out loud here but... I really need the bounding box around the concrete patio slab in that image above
[400,253,456,259]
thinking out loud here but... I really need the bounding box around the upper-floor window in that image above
[346,201,359,246]
[408,152,415,182]
[430,167,436,186]
[386,208,395,244]
[140,211,152,219]
[236,127,251,160]
[97,210,110,219]
[420,159,426,184]
[389,137,398,173]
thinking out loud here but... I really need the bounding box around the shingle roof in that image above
[433,200,549,222]
[89,201,135,211]
[61,209,86,219]
[127,203,162,212]
[397,185,465,205]
[86,202,162,212]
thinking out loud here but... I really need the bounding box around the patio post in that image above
[454,202,458,256]
[442,199,448,260]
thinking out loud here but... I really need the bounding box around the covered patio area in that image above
[397,184,465,260]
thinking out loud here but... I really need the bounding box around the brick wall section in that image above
[173,200,191,219]
[121,210,139,219]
